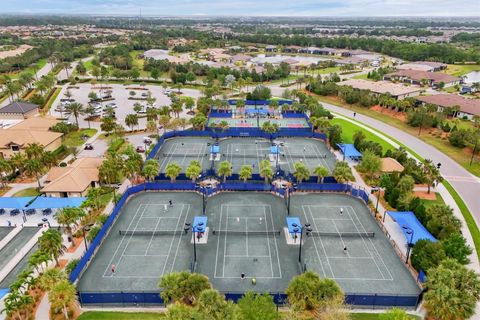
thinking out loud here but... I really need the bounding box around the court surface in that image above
[208,117,309,128]
[155,136,336,175]
[77,191,420,298]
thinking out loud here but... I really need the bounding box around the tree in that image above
[261,121,280,140]
[422,159,441,194]
[159,115,171,134]
[424,258,480,320]
[84,105,97,128]
[190,113,207,130]
[314,166,329,183]
[357,149,381,181]
[24,159,43,189]
[150,68,160,80]
[411,239,446,272]
[186,161,202,183]
[49,280,77,320]
[379,308,410,320]
[425,204,461,240]
[197,289,236,320]
[130,68,140,80]
[259,159,273,184]
[293,162,310,183]
[101,116,116,135]
[125,113,139,131]
[248,85,272,100]
[218,161,233,182]
[327,124,342,148]
[56,207,85,243]
[333,162,354,184]
[143,159,160,182]
[159,271,211,305]
[165,162,182,182]
[442,233,472,265]
[239,165,253,182]
[237,292,277,320]
[396,175,415,195]
[65,102,85,127]
[165,303,199,320]
[286,271,343,312]
[38,229,66,266]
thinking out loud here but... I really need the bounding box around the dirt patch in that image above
[0,44,33,59]
[371,105,407,122]
[414,191,437,200]
[66,237,84,253]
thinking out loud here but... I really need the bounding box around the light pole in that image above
[196,184,206,215]
[82,223,95,252]
[292,223,312,264]
[402,226,414,264]
[371,186,381,214]
[192,222,204,264]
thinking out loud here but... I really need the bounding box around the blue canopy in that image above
[0,197,35,209]
[228,99,293,106]
[270,146,279,154]
[193,216,208,232]
[386,211,437,244]
[337,144,362,159]
[286,217,302,234]
[27,197,86,209]
[210,145,220,154]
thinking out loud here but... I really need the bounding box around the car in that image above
[105,102,118,109]
[186,110,195,116]
[141,92,149,97]
[143,137,152,145]
[0,208,5,215]
[84,143,94,150]
[42,208,53,215]
[10,209,20,216]
[26,208,36,215]
[164,89,172,95]
[136,146,145,153]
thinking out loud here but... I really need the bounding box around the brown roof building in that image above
[41,157,105,197]
[384,69,461,88]
[417,94,480,119]
[339,79,422,100]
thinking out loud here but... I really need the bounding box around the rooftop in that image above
[339,79,422,97]
[386,69,461,84]
[417,94,480,116]
[0,101,39,114]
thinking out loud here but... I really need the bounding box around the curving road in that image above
[320,101,480,225]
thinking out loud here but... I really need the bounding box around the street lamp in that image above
[196,184,206,215]
[370,186,381,214]
[402,226,415,264]
[82,223,95,252]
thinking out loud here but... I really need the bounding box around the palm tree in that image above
[49,280,77,320]
[165,162,182,182]
[217,161,232,182]
[24,159,42,189]
[0,158,11,187]
[38,268,67,291]
[239,165,253,182]
[10,153,26,177]
[84,105,97,129]
[293,162,310,183]
[125,114,139,131]
[56,207,85,244]
[65,102,85,127]
[186,161,202,183]
[143,159,160,182]
[314,166,329,183]
[38,229,66,266]
[25,142,44,160]
[159,115,171,134]
[333,162,354,184]
[259,159,273,184]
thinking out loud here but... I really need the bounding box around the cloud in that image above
[3,0,479,16]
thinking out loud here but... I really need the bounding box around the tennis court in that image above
[208,117,309,128]
[155,136,335,175]
[77,191,420,298]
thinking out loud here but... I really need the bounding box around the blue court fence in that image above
[69,180,419,308]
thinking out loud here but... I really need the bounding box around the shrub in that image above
[65,259,80,275]
[411,239,446,272]
[448,128,470,148]
[50,122,78,134]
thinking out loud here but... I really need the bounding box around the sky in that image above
[3,0,479,17]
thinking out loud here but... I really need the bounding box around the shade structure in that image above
[386,211,436,244]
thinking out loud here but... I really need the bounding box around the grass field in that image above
[420,192,445,208]
[352,73,370,80]
[42,87,62,113]
[9,59,47,80]
[63,129,97,147]
[330,117,395,153]
[443,64,480,77]
[12,188,40,197]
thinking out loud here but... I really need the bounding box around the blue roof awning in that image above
[193,216,208,232]
[271,146,279,154]
[337,144,362,158]
[286,217,302,234]
[211,145,220,154]
[27,197,86,209]
[387,211,437,244]
[0,197,35,209]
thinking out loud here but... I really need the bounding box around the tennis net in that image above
[301,231,375,238]
[119,230,189,236]
[161,153,208,157]
[212,230,281,236]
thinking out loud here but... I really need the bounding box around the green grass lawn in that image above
[12,187,40,197]
[78,311,165,320]
[443,64,480,77]
[420,192,445,208]
[63,129,97,147]
[9,58,47,80]
[42,87,62,112]
[330,117,395,153]
[352,73,370,80]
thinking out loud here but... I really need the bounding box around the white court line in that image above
[123,254,169,257]
[245,215,249,257]
[331,220,348,257]
[302,205,329,278]
[214,203,223,278]
[264,208,274,278]
[267,204,282,279]
[346,206,394,281]
[102,204,146,277]
[222,205,228,277]
[160,204,187,276]
[225,255,272,258]
[144,214,165,256]
[169,204,191,273]
[313,217,352,221]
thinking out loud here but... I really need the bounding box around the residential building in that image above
[384,70,461,88]
[397,61,448,72]
[0,129,62,159]
[41,157,105,197]
[265,45,277,52]
[338,79,422,100]
[0,102,39,120]
[417,94,480,120]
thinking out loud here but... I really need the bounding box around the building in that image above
[397,61,448,73]
[0,101,39,120]
[381,158,405,173]
[8,116,59,131]
[417,94,480,120]
[0,129,62,159]
[284,45,301,53]
[41,157,105,197]
[142,49,190,64]
[265,45,277,53]
[384,70,461,88]
[230,54,252,64]
[338,79,422,100]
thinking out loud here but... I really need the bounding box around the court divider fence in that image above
[69,180,420,308]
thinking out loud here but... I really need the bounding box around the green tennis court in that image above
[77,191,420,298]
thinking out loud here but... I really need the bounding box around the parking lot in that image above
[49,83,203,131]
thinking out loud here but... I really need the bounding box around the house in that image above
[417,94,480,120]
[230,54,252,64]
[8,116,60,131]
[265,45,277,53]
[210,53,231,62]
[0,128,62,158]
[284,45,301,53]
[246,46,259,52]
[412,61,447,72]
[142,49,190,64]
[397,61,448,73]
[381,158,405,173]
[384,70,461,88]
[299,47,321,55]
[227,46,244,53]
[41,157,105,197]
[0,101,39,120]
[338,79,422,100]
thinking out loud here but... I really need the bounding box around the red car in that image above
[136,146,145,153]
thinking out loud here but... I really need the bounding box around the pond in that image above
[463,71,480,83]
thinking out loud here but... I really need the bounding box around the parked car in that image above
[26,208,36,215]
[143,137,152,145]
[136,146,145,153]
[105,102,118,109]
[0,208,5,215]
[42,208,52,215]
[84,143,94,150]
[164,89,172,95]
[10,209,20,216]
[141,92,149,97]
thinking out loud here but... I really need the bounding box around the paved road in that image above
[321,101,480,225]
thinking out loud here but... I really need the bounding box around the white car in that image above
[105,102,118,109]
[164,89,172,95]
